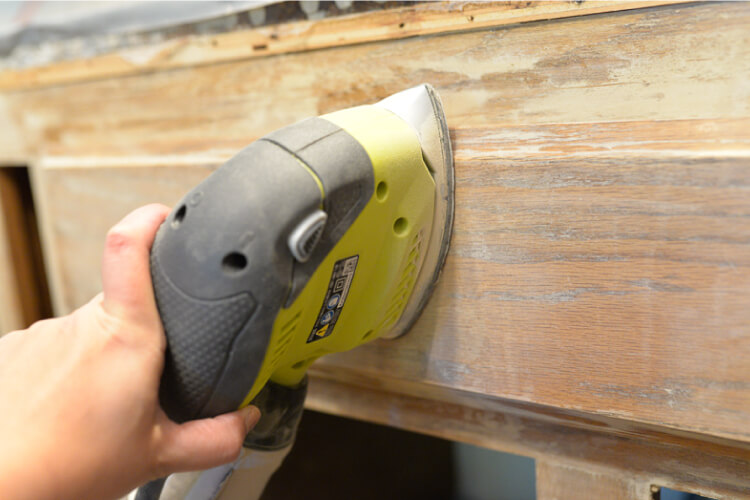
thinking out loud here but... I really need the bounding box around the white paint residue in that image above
[39,153,234,169]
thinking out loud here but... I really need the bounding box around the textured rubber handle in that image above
[151,247,255,422]
[149,118,372,423]
[148,136,326,423]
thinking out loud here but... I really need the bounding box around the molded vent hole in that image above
[222,252,247,272]
[269,312,301,370]
[393,217,408,235]
[376,181,388,201]
[172,205,187,228]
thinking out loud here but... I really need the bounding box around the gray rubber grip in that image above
[151,249,256,421]
[150,138,323,423]
[150,119,373,423]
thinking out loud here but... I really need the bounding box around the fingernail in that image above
[243,406,261,430]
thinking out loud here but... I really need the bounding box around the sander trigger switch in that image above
[288,210,327,263]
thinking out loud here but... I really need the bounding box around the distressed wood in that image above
[5,0,749,441]
[30,164,216,313]
[7,2,749,160]
[306,376,750,500]
[536,461,650,500]
[27,112,750,443]
[1,0,749,493]
[0,1,679,91]
[0,98,27,164]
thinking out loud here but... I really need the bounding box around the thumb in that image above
[156,406,261,474]
[101,203,170,323]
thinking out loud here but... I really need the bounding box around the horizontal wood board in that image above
[0,1,677,91]
[307,376,750,499]
[536,461,651,500]
[2,1,749,447]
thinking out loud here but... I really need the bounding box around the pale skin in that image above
[0,204,260,500]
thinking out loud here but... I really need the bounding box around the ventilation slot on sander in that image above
[380,231,423,331]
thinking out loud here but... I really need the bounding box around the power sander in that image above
[135,84,454,500]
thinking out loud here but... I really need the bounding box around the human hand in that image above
[0,204,260,500]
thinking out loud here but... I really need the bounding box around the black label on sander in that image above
[307,255,358,343]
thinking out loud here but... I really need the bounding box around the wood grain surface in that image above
[7,2,748,159]
[307,376,750,499]
[0,97,27,164]
[1,0,748,477]
[0,1,678,91]
[536,461,651,500]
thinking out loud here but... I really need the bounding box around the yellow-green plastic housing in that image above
[240,105,435,406]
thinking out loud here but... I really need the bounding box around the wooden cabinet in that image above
[1,2,748,497]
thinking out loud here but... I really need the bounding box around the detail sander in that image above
[139,84,454,500]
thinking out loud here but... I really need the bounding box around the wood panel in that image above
[8,2,749,159]
[307,376,750,499]
[1,0,749,476]
[0,1,677,91]
[0,97,28,164]
[30,164,216,313]
[536,461,650,500]
[319,114,750,438]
